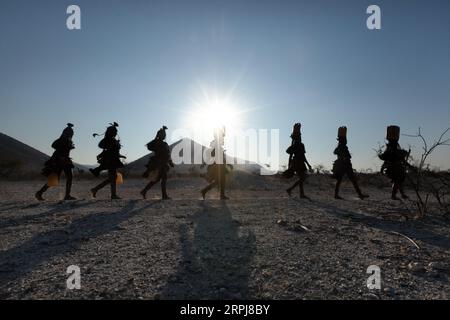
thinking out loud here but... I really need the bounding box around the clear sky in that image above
[1,0,450,170]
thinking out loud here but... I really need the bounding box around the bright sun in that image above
[187,92,242,133]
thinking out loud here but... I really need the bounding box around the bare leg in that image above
[64,168,76,200]
[399,183,409,199]
[335,177,344,200]
[109,170,120,199]
[349,175,369,199]
[299,180,308,198]
[141,173,161,199]
[218,165,228,200]
[35,184,49,201]
[287,179,301,196]
[391,183,400,200]
[201,181,217,199]
[91,177,110,198]
[161,171,170,200]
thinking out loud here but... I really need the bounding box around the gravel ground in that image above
[0,178,449,300]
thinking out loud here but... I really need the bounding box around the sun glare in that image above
[187,93,242,133]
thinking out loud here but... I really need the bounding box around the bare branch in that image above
[403,127,450,218]
[389,231,420,250]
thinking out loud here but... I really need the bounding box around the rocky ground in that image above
[0,177,449,300]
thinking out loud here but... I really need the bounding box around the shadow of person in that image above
[312,199,450,251]
[0,200,95,229]
[161,201,256,299]
[0,200,161,291]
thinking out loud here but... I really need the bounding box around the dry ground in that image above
[0,177,449,299]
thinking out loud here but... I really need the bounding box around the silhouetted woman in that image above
[90,122,125,199]
[35,123,76,201]
[140,126,174,200]
[201,127,230,200]
[284,123,312,198]
[332,126,369,200]
[379,125,409,200]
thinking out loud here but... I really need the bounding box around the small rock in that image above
[364,293,380,300]
[408,262,426,273]
[262,292,271,299]
[427,262,446,271]
[383,287,396,296]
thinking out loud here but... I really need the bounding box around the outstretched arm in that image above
[304,157,312,170]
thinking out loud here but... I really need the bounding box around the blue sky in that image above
[1,0,449,170]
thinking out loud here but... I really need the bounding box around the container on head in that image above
[338,126,347,138]
[292,123,301,136]
[386,125,400,141]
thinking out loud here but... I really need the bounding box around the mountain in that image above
[0,133,263,178]
[0,132,86,176]
[125,138,264,176]
[0,132,51,174]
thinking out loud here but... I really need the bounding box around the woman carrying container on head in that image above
[283,123,313,199]
[332,126,369,200]
[379,125,410,200]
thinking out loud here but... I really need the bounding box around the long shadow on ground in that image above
[319,201,450,252]
[0,200,161,292]
[161,201,256,299]
[0,200,95,229]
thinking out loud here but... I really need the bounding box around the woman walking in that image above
[35,123,76,201]
[90,122,125,199]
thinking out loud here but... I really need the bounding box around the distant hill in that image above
[125,138,264,176]
[0,132,86,177]
[0,132,51,175]
[0,133,264,178]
